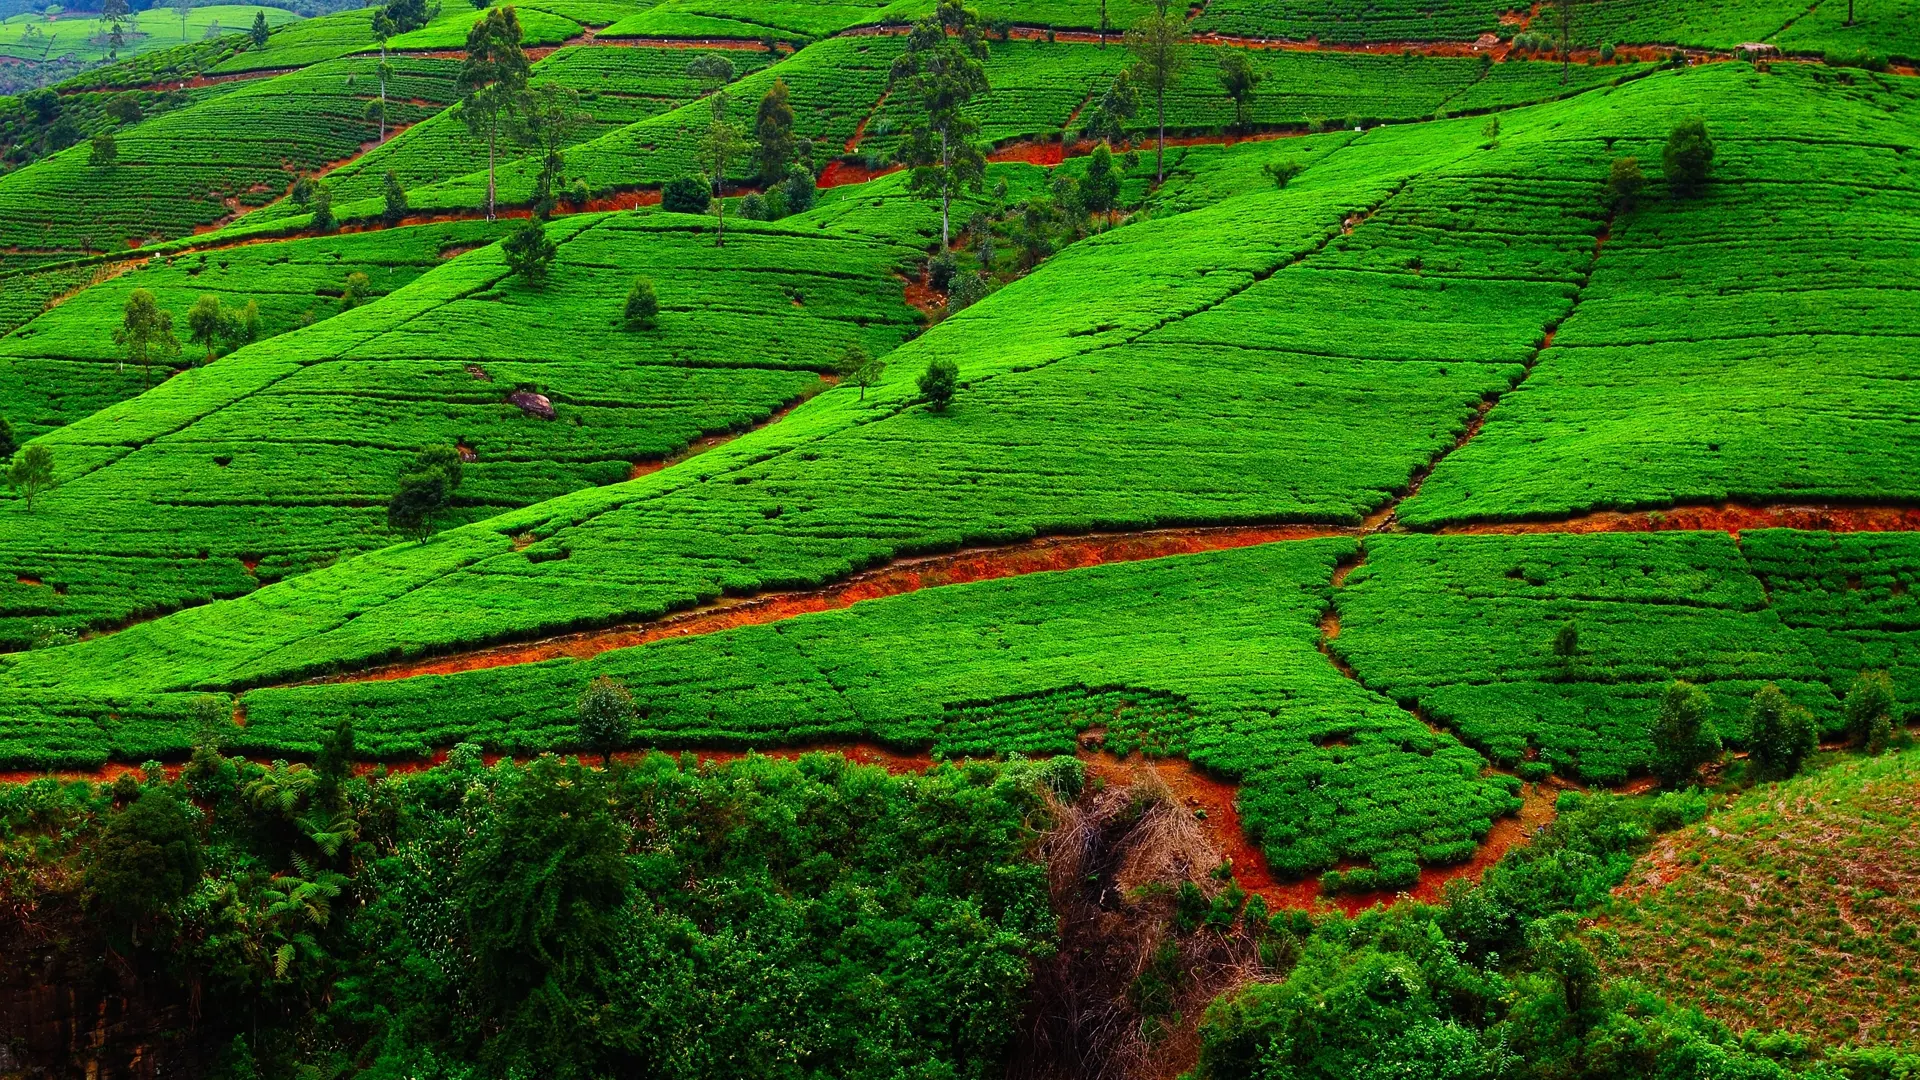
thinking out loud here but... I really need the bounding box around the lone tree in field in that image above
[249,8,268,46]
[1746,683,1816,780]
[685,52,736,205]
[172,0,191,41]
[101,0,128,56]
[1550,620,1579,678]
[696,108,752,247]
[311,180,335,232]
[457,6,531,222]
[1663,116,1714,196]
[88,131,117,168]
[576,676,635,765]
[526,81,586,218]
[1264,159,1304,188]
[755,77,797,185]
[1843,669,1895,754]
[386,445,463,540]
[889,0,990,250]
[382,169,409,225]
[1544,0,1585,84]
[1217,50,1261,133]
[113,288,179,389]
[8,444,54,511]
[1606,156,1644,208]
[624,276,660,329]
[918,357,958,410]
[186,294,226,364]
[1649,680,1722,788]
[370,0,427,142]
[836,344,885,400]
[1126,0,1190,184]
[502,218,557,283]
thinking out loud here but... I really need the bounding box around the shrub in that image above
[88,131,117,167]
[927,252,957,292]
[949,270,991,312]
[1599,42,1615,61]
[1263,159,1304,189]
[1649,680,1721,788]
[576,676,635,764]
[7,444,54,511]
[567,178,590,208]
[781,166,816,215]
[623,277,659,330]
[1746,683,1815,780]
[662,174,712,214]
[310,181,334,232]
[502,219,557,285]
[739,192,768,221]
[918,358,958,411]
[1843,670,1895,754]
[1606,156,1645,208]
[381,170,408,226]
[339,271,371,311]
[1663,117,1714,195]
[0,417,14,462]
[386,446,463,540]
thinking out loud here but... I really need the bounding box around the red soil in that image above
[306,523,1357,686]
[899,270,944,314]
[626,376,834,480]
[819,159,903,188]
[1435,503,1920,538]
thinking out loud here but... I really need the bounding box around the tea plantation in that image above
[1,0,1919,1074]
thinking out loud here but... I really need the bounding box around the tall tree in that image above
[1546,0,1581,84]
[101,0,128,56]
[173,0,191,40]
[1747,683,1816,780]
[1217,49,1261,132]
[1125,0,1190,184]
[575,676,634,765]
[457,6,531,222]
[249,8,269,46]
[525,81,586,218]
[186,294,225,363]
[1663,116,1714,196]
[6,444,53,511]
[370,8,394,141]
[113,288,179,389]
[889,0,990,249]
[696,105,753,247]
[754,77,796,185]
[686,53,736,209]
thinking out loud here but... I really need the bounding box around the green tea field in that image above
[1,0,1918,1076]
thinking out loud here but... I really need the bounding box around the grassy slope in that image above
[1401,64,1920,526]
[0,53,462,269]
[1333,530,1920,784]
[0,5,298,64]
[0,86,1602,700]
[0,212,920,649]
[0,221,507,441]
[1600,747,1920,1049]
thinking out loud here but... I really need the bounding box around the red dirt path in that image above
[1435,503,1920,537]
[308,523,1356,686]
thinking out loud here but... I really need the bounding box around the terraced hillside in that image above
[1,4,1919,1075]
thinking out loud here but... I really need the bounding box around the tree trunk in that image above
[939,128,951,249]
[1155,86,1165,183]
[378,45,388,141]
[1099,0,1106,46]
[716,157,726,247]
[485,115,497,221]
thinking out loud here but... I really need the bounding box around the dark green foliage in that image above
[836,344,886,399]
[0,751,1059,1077]
[1746,682,1816,780]
[0,417,15,462]
[249,9,270,47]
[575,675,634,762]
[1649,680,1721,788]
[1662,116,1714,195]
[1843,670,1895,754]
[781,165,817,214]
[381,169,408,226]
[1261,159,1304,189]
[623,276,660,329]
[1081,143,1121,214]
[890,0,991,247]
[385,445,464,540]
[502,219,557,284]
[918,356,959,410]
[88,131,117,168]
[338,271,370,311]
[1217,49,1261,131]
[754,76,796,184]
[86,785,203,942]
[7,443,53,511]
[105,94,143,125]
[310,180,334,232]
[661,173,712,214]
[1606,155,1644,207]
